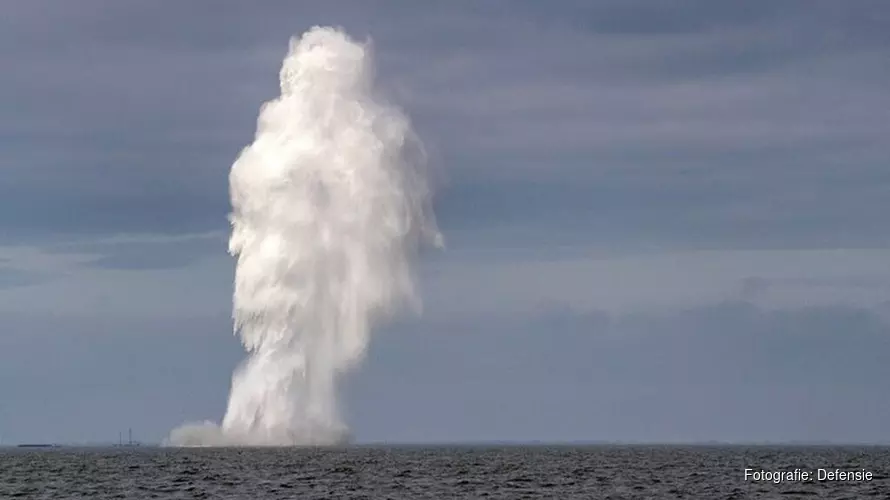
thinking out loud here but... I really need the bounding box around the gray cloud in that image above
[351,301,890,443]
[3,1,889,446]
[3,301,887,444]
[0,266,46,289]
[1,1,888,253]
[418,248,890,319]
[0,313,240,444]
[46,232,228,270]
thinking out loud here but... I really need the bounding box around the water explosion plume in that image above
[167,26,440,446]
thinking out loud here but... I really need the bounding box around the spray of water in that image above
[167,26,441,446]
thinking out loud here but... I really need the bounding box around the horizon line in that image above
[4,439,890,448]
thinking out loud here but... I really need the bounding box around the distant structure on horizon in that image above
[114,428,141,447]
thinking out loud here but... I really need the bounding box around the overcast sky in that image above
[1,1,889,445]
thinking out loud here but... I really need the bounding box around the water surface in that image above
[2,445,888,499]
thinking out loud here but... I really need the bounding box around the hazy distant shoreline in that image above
[4,441,890,449]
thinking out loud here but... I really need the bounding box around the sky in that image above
[1,0,889,445]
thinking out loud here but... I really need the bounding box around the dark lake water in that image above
[1,445,888,499]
